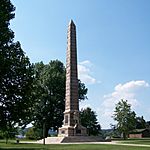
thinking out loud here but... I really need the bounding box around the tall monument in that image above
[59,20,87,136]
[37,21,104,143]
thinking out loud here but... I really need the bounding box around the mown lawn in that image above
[121,138,150,145]
[0,142,150,150]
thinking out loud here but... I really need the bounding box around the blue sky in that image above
[11,0,150,129]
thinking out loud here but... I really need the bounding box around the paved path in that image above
[20,140,150,147]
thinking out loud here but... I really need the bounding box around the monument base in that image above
[58,124,87,137]
[37,136,106,144]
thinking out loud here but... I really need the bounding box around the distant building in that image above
[129,129,150,138]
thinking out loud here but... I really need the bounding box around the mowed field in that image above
[1,139,150,150]
[120,138,150,145]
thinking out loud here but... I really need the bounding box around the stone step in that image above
[37,137,64,144]
[37,136,106,144]
[61,136,104,143]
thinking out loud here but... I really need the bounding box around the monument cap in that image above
[69,19,75,25]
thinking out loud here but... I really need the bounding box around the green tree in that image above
[78,79,88,101]
[135,116,146,129]
[32,60,88,137]
[113,99,136,139]
[0,0,34,142]
[80,107,101,136]
[146,121,150,129]
[26,127,42,140]
[32,60,65,137]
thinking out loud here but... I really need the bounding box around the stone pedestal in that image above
[59,126,87,137]
[59,111,87,136]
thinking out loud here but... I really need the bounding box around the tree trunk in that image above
[123,132,126,140]
[5,138,8,144]
[45,127,49,138]
[5,132,9,144]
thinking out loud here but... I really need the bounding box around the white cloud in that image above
[99,80,149,128]
[79,60,92,67]
[114,80,149,92]
[78,60,97,84]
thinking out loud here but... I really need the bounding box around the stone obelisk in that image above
[59,20,87,136]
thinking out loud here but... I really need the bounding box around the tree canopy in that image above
[113,99,136,139]
[0,0,34,138]
[135,116,146,129]
[80,107,101,136]
[32,60,65,136]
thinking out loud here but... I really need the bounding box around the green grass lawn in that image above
[0,142,150,150]
[121,138,150,145]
